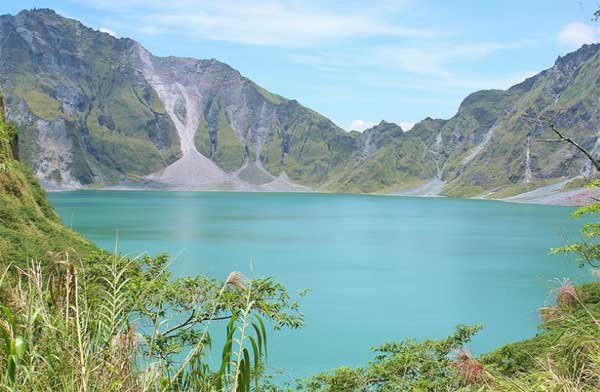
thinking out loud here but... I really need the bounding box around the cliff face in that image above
[0,9,353,191]
[443,44,600,197]
[134,45,353,190]
[1,9,600,201]
[0,9,182,189]
[0,91,94,265]
[328,44,600,200]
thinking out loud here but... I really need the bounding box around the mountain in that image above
[0,8,354,191]
[0,92,94,264]
[1,9,599,204]
[325,46,600,203]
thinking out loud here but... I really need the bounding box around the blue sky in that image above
[3,1,600,131]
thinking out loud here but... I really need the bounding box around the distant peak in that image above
[362,120,402,133]
[16,8,81,28]
[555,43,600,68]
[20,8,58,17]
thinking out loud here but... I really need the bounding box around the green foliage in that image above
[251,80,285,105]
[16,88,62,120]
[1,11,181,186]
[280,104,355,187]
[0,161,95,264]
[483,282,600,390]
[0,121,17,171]
[261,126,284,177]
[551,199,600,267]
[195,115,212,159]
[299,325,483,392]
[118,253,302,370]
[82,76,181,178]
[0,305,26,385]
[86,127,168,175]
[0,126,304,389]
[0,249,303,391]
[482,180,600,390]
[172,305,269,391]
[195,100,246,173]
[213,107,245,172]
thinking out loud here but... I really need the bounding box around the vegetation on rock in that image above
[0,91,303,391]
[3,9,600,198]
[2,5,600,390]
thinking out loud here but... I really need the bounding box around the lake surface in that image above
[48,191,588,379]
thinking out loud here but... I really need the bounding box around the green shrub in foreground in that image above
[0,251,303,391]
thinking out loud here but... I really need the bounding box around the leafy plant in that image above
[551,186,600,268]
[0,104,18,171]
[0,249,302,391]
[299,324,484,392]
[0,267,25,386]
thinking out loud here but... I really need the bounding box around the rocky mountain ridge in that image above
[1,8,600,204]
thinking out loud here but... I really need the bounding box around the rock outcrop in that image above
[2,9,600,204]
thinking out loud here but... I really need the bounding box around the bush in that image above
[0,251,303,391]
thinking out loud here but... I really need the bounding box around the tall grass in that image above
[0,121,16,171]
[0,93,17,171]
[485,279,600,391]
[0,252,269,391]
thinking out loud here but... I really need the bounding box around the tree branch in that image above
[162,310,197,336]
[548,123,600,172]
[161,312,233,337]
[200,315,233,323]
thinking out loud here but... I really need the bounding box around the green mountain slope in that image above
[1,8,600,201]
[0,93,95,264]
[0,9,180,188]
[0,9,356,190]
[331,45,600,200]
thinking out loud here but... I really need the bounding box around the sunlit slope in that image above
[1,9,600,199]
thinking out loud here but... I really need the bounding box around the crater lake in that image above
[48,191,587,379]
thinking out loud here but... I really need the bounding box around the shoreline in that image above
[44,183,596,207]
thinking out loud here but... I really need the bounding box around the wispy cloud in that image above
[74,0,436,47]
[289,40,535,89]
[63,0,551,124]
[557,22,599,48]
[72,0,536,93]
[365,69,540,96]
[346,120,415,132]
[370,41,532,78]
[347,119,376,132]
[98,27,117,37]
[446,70,539,91]
[398,121,415,131]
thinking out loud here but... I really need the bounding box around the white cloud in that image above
[290,40,533,86]
[441,69,539,91]
[74,0,534,94]
[347,119,376,132]
[399,121,415,131]
[75,0,435,47]
[370,41,531,78]
[98,27,117,37]
[557,22,599,48]
[346,120,415,132]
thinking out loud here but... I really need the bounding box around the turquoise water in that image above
[48,191,588,379]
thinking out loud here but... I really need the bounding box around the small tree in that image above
[523,108,600,268]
